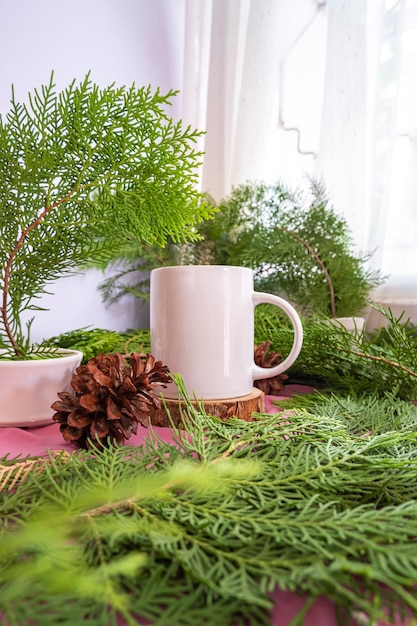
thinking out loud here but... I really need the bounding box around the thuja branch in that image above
[278,226,337,318]
[337,346,417,380]
[0,189,78,356]
[4,409,417,625]
[196,179,383,319]
[1,167,111,356]
[0,74,213,357]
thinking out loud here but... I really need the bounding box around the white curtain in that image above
[179,0,417,325]
[181,0,322,199]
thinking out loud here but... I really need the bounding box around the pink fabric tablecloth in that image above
[0,385,308,459]
[0,385,407,626]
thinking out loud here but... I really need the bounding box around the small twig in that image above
[78,479,180,519]
[278,227,336,317]
[209,439,254,464]
[0,188,78,356]
[336,346,417,380]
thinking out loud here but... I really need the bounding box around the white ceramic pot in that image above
[0,349,83,428]
[330,316,365,334]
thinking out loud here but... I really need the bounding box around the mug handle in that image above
[252,292,303,380]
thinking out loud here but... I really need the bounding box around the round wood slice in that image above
[149,387,266,428]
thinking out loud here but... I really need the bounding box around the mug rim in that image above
[151,265,252,273]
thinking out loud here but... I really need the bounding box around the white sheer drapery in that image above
[181,0,321,199]
[180,0,417,324]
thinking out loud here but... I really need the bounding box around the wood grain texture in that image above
[149,388,266,427]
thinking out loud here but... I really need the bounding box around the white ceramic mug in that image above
[150,265,303,400]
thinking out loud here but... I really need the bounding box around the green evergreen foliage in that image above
[95,179,383,316]
[96,242,181,304]
[42,304,417,401]
[255,304,417,401]
[201,179,382,317]
[2,377,417,625]
[42,327,151,363]
[0,73,214,358]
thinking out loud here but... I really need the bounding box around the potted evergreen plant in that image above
[197,179,383,322]
[0,73,213,427]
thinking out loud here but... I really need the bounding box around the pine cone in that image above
[52,352,171,450]
[254,342,288,395]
